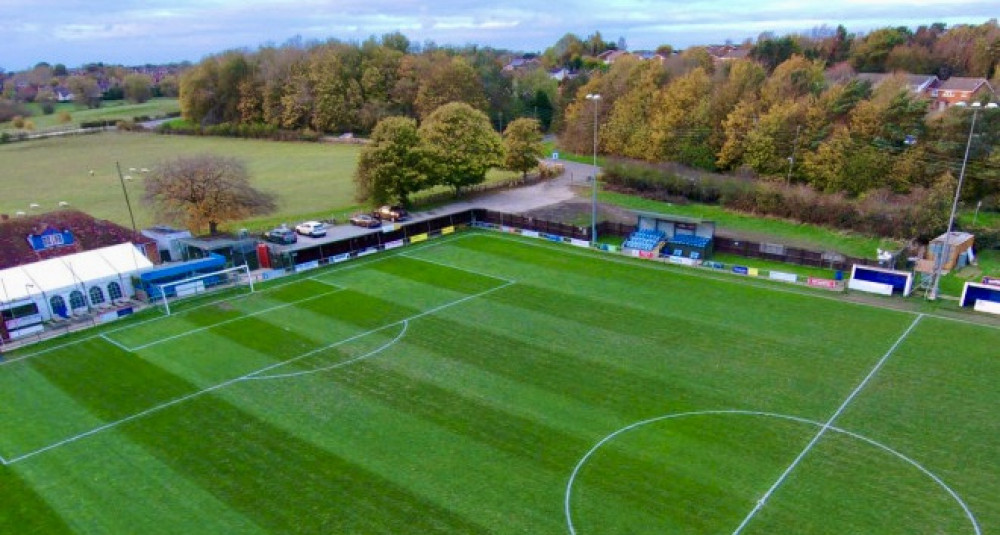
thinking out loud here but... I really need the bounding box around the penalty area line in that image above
[730,313,925,535]
[129,287,345,352]
[4,279,515,465]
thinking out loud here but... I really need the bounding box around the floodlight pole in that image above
[586,93,601,244]
[115,161,138,237]
[928,107,979,300]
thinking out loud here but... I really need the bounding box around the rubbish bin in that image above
[834,270,843,281]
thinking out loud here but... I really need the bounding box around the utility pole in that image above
[786,125,801,186]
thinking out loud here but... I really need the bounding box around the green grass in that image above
[0,131,517,233]
[959,207,1000,228]
[0,131,360,231]
[2,98,180,132]
[1,231,997,533]
[600,191,903,259]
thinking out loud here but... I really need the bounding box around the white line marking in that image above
[3,279,513,464]
[0,233,473,367]
[128,288,345,352]
[730,314,925,534]
[564,409,980,535]
[0,452,8,465]
[247,321,409,381]
[99,333,132,353]
[399,252,516,283]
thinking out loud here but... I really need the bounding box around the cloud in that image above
[1,0,997,68]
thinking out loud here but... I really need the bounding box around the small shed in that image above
[927,232,975,271]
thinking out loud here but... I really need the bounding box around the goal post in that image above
[155,264,254,316]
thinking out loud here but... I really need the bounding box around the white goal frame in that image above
[156,264,254,316]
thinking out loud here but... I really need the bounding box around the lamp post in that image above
[585,93,601,244]
[928,102,996,300]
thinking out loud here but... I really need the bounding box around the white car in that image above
[295,221,327,237]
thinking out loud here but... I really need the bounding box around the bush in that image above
[57,111,72,123]
[41,103,55,115]
[602,159,949,240]
[11,116,25,128]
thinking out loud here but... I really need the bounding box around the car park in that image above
[373,205,408,221]
[350,214,382,228]
[295,221,327,237]
[263,227,297,244]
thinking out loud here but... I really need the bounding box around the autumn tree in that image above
[123,74,153,103]
[143,155,277,235]
[65,75,102,108]
[602,59,667,160]
[414,56,488,119]
[419,102,503,195]
[354,116,428,205]
[649,67,715,168]
[502,118,544,179]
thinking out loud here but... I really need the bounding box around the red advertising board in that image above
[807,277,838,289]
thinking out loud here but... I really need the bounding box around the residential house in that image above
[928,77,997,110]
[54,87,74,102]
[854,73,937,94]
[597,50,631,65]
[502,56,541,73]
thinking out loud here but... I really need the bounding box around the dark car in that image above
[349,214,382,228]
[263,227,297,244]
[373,205,408,222]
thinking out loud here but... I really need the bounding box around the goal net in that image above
[155,264,254,316]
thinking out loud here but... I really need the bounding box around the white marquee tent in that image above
[0,242,153,325]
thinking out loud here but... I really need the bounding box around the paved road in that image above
[271,158,597,254]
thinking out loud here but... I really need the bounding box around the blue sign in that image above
[27,228,75,251]
[732,266,749,275]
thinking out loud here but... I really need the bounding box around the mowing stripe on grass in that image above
[247,320,409,381]
[731,314,926,535]
[126,287,345,352]
[565,409,980,535]
[474,232,1000,332]
[399,251,516,283]
[6,280,514,464]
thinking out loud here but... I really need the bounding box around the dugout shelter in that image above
[848,264,914,296]
[960,281,1000,314]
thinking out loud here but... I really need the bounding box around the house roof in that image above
[855,73,937,92]
[933,77,992,93]
[0,209,153,270]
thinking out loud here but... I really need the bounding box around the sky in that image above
[2,0,997,70]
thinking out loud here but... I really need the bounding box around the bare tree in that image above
[143,155,277,234]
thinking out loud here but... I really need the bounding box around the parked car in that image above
[263,227,297,244]
[350,214,382,228]
[373,205,408,221]
[295,221,327,237]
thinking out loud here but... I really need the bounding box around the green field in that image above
[1,98,181,133]
[1,231,996,533]
[0,131,518,233]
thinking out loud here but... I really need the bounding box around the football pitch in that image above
[1,231,997,534]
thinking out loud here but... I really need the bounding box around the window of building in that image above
[89,286,106,305]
